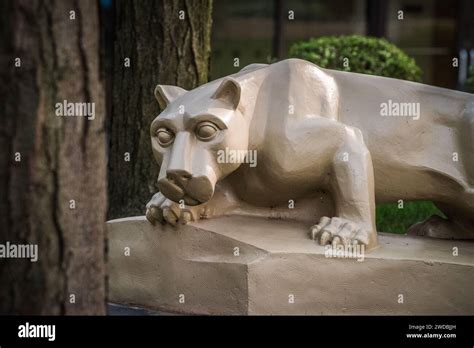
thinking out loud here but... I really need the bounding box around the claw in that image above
[310,216,332,240]
[146,208,156,225]
[163,208,178,226]
[332,236,342,246]
[145,193,204,228]
[354,229,369,246]
[309,216,371,247]
[318,216,331,228]
[310,225,322,240]
[180,211,192,225]
[319,230,332,245]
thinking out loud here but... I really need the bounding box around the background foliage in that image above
[466,65,474,92]
[289,35,423,82]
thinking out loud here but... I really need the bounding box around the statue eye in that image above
[156,128,174,146]
[195,122,218,140]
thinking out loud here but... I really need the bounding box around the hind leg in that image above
[407,200,474,240]
[411,106,474,239]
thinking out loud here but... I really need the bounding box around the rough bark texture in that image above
[0,0,106,314]
[108,0,212,219]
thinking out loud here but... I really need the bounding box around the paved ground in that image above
[108,303,177,316]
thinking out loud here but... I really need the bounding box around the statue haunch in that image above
[146,59,474,250]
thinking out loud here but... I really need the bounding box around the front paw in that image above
[146,193,195,226]
[310,216,370,246]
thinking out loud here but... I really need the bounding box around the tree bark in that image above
[108,0,213,219]
[0,0,106,314]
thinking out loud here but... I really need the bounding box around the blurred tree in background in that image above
[108,0,213,219]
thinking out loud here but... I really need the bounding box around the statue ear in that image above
[212,77,241,109]
[154,85,187,109]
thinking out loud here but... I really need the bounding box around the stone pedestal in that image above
[108,216,474,315]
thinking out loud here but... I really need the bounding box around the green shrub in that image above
[376,201,445,234]
[289,35,422,82]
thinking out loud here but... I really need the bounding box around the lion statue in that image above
[145,58,474,250]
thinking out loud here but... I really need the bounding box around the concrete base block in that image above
[108,216,474,315]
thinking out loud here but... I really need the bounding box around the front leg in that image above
[311,127,377,249]
[146,179,293,226]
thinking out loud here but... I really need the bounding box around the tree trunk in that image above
[108,0,213,219]
[0,0,106,314]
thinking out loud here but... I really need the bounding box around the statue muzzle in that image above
[157,170,214,206]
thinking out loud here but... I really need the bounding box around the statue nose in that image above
[166,169,192,187]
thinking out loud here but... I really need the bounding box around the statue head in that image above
[150,77,249,205]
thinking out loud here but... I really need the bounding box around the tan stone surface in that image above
[108,216,474,315]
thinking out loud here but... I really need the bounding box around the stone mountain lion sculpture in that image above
[146,59,474,250]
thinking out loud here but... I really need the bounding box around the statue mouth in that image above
[183,195,201,206]
[157,176,213,206]
[160,179,185,197]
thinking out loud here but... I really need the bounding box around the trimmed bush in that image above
[289,35,422,82]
